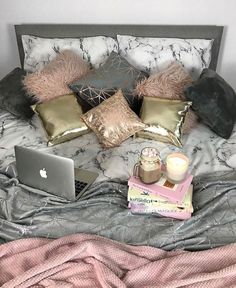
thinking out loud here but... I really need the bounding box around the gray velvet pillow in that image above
[185,69,236,139]
[0,68,35,119]
[69,51,148,114]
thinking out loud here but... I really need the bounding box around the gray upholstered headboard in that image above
[15,24,223,71]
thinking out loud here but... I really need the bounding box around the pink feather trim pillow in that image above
[23,50,90,102]
[135,62,198,134]
[136,62,192,99]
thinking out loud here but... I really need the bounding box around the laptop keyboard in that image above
[75,180,88,196]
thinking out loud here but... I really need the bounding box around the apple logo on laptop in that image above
[39,168,47,179]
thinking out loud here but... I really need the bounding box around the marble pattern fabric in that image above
[117,35,213,79]
[0,109,236,184]
[22,35,118,72]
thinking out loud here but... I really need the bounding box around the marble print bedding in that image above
[117,35,213,79]
[0,109,235,183]
[22,35,118,72]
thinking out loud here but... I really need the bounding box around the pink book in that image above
[128,174,193,204]
[129,202,191,220]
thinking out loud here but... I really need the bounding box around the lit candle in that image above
[166,153,189,183]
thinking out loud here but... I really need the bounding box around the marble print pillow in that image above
[22,35,118,72]
[117,35,213,79]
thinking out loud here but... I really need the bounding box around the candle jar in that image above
[133,147,162,184]
[166,152,189,184]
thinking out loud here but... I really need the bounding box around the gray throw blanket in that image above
[0,166,236,251]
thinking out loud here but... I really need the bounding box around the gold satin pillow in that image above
[81,90,146,148]
[136,97,192,147]
[32,94,89,146]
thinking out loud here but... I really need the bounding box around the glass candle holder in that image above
[166,152,189,184]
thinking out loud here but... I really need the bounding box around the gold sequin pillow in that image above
[81,90,146,148]
[136,97,192,147]
[32,94,89,146]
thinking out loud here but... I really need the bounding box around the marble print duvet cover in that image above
[0,109,235,182]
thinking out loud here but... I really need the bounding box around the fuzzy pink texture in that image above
[136,62,192,100]
[136,62,198,134]
[1,233,236,287]
[23,50,90,102]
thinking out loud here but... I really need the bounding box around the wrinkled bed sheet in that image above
[1,234,236,288]
[0,165,236,250]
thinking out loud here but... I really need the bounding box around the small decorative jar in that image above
[133,147,162,184]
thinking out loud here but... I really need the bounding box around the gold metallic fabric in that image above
[32,94,89,146]
[136,97,192,147]
[81,89,146,148]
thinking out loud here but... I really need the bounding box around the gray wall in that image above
[0,0,235,87]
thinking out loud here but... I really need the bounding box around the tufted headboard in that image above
[15,24,223,71]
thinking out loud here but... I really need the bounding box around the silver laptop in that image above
[14,145,98,201]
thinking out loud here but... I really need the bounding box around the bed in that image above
[0,24,236,287]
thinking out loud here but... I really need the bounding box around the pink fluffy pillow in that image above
[136,62,192,99]
[23,50,90,102]
[135,62,198,134]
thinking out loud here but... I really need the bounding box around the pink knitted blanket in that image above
[0,234,236,287]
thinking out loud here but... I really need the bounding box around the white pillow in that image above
[117,35,213,79]
[22,35,118,72]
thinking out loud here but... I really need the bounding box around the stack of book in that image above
[127,174,193,220]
